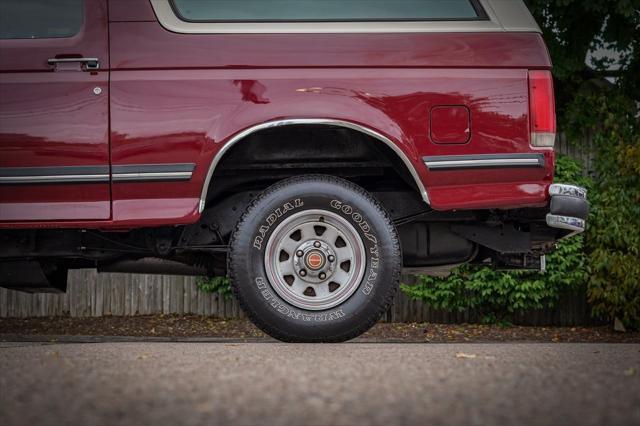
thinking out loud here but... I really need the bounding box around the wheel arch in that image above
[198,118,430,212]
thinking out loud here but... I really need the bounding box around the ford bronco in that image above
[0,0,589,342]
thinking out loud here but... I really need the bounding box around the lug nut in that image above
[313,241,321,248]
[328,255,335,262]
[299,269,307,277]
[296,250,304,257]
[319,272,326,280]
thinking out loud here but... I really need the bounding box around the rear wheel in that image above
[228,175,401,342]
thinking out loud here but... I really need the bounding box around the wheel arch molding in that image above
[197,118,430,213]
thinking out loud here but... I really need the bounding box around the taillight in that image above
[528,70,556,147]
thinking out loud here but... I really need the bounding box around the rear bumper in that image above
[545,184,588,237]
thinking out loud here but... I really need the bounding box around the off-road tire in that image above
[228,175,401,342]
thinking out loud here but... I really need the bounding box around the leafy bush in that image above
[571,93,640,331]
[401,156,590,323]
[196,276,232,298]
[525,0,640,330]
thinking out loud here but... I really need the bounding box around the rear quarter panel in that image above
[103,0,553,227]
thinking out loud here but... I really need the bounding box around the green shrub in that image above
[524,0,640,331]
[196,276,232,298]
[574,93,640,331]
[401,155,590,323]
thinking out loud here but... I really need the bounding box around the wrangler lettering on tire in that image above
[228,175,401,342]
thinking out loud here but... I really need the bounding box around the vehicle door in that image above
[0,0,110,221]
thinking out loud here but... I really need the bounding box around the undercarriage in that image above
[0,184,585,293]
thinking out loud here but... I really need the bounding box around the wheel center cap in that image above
[305,251,325,270]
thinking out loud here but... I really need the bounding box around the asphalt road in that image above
[1,341,639,426]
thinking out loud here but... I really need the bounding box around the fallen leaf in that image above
[455,352,477,359]
[624,367,636,376]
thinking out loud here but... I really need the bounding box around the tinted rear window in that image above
[171,0,484,22]
[0,0,83,39]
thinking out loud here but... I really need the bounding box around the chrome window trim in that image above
[150,0,540,34]
[198,119,430,213]
[170,0,489,23]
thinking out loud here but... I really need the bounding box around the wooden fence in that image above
[0,137,599,325]
[0,270,597,326]
[556,132,596,175]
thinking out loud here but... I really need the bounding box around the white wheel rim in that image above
[264,209,366,311]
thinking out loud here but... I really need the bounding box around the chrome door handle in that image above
[47,57,100,70]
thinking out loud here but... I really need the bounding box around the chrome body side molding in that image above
[0,166,109,184]
[423,153,545,171]
[112,163,195,182]
[198,119,430,212]
[0,164,195,184]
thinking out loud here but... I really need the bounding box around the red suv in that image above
[0,0,588,341]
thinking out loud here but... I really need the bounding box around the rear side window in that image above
[0,0,83,39]
[171,0,485,22]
